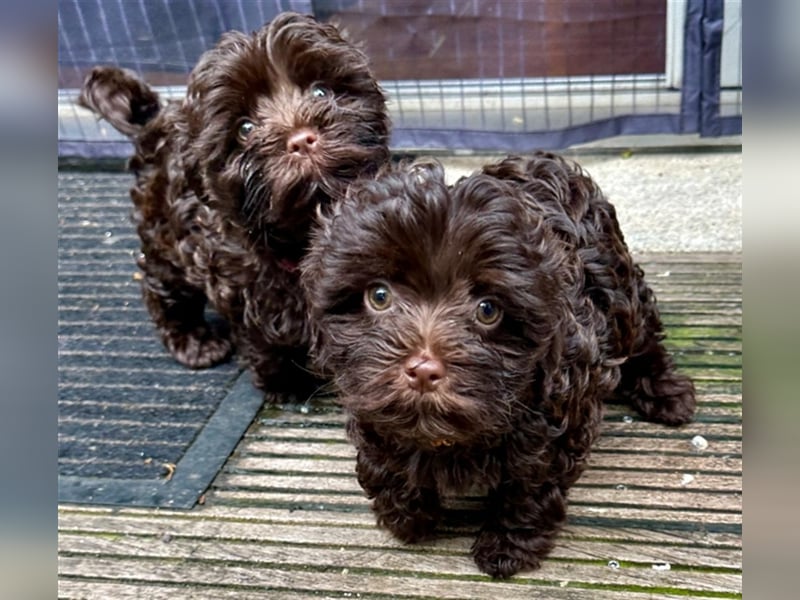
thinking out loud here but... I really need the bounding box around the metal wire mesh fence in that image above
[58,0,741,157]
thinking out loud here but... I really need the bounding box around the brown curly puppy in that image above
[78,12,390,402]
[301,153,696,577]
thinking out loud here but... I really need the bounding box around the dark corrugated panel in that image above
[57,172,260,508]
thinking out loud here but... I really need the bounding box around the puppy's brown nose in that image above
[287,128,319,155]
[404,353,446,393]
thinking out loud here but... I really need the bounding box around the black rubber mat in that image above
[58,172,262,509]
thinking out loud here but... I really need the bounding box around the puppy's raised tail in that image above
[77,66,161,138]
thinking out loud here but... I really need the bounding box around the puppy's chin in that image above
[241,141,384,238]
[239,158,319,241]
[341,386,506,450]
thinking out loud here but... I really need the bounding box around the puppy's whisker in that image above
[303,380,338,405]
[288,358,325,379]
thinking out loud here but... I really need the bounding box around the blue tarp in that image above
[58,0,740,156]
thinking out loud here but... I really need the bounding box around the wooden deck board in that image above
[57,581,729,600]
[58,253,742,598]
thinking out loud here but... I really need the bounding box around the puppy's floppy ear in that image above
[536,271,608,455]
[185,30,252,101]
[78,66,160,138]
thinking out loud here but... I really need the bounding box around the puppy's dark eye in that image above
[311,86,329,99]
[366,284,393,311]
[237,119,256,142]
[476,299,502,326]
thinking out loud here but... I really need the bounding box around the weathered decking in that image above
[58,253,742,599]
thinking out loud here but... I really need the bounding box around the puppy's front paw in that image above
[372,490,440,544]
[163,327,233,369]
[634,372,696,426]
[378,511,438,544]
[472,529,541,579]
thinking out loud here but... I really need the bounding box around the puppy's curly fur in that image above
[77,12,390,401]
[301,153,696,578]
